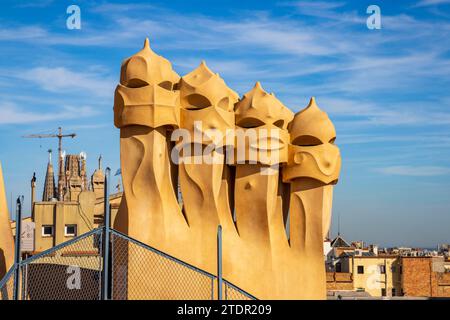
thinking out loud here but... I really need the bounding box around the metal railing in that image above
[224,281,257,300]
[20,228,103,300]
[0,168,256,300]
[0,266,15,300]
[110,229,217,300]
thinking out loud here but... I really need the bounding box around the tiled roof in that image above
[331,235,352,248]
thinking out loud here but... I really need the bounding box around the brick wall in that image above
[434,272,450,297]
[402,257,450,297]
[402,257,432,297]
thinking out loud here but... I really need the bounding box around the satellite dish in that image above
[80,151,87,160]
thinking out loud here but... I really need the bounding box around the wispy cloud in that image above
[0,25,49,41]
[0,102,97,124]
[339,133,450,145]
[64,123,110,130]
[413,0,450,7]
[282,1,362,23]
[376,165,450,176]
[286,97,450,127]
[0,1,449,246]
[289,1,345,11]
[91,3,155,13]
[1,3,449,131]
[17,67,115,98]
[14,0,54,8]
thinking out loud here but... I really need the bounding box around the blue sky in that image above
[0,0,449,247]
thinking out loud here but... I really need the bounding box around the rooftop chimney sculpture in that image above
[0,162,14,280]
[113,39,341,299]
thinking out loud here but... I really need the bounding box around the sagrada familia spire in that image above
[113,39,342,299]
[41,150,93,202]
[42,150,56,202]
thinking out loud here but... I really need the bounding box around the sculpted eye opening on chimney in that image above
[158,81,173,90]
[273,120,284,129]
[292,135,322,147]
[236,118,265,128]
[186,94,211,110]
[125,78,149,88]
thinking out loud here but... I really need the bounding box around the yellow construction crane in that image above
[22,127,76,201]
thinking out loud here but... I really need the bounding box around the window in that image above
[381,288,386,296]
[357,266,364,274]
[65,224,77,237]
[392,265,396,273]
[379,265,386,274]
[335,262,342,272]
[42,225,53,237]
[392,288,396,296]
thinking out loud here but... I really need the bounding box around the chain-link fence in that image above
[110,229,216,300]
[1,174,257,300]
[0,226,256,300]
[0,268,15,300]
[20,228,103,300]
[224,281,257,300]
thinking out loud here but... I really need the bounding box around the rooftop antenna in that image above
[116,177,121,193]
[98,154,102,170]
[9,192,12,220]
[337,212,341,236]
[23,127,76,201]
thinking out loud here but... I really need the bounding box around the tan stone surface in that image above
[32,192,96,252]
[0,162,14,279]
[113,39,341,299]
[326,272,353,291]
[283,97,341,238]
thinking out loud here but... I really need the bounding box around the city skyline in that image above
[0,0,450,247]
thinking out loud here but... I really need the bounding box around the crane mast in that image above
[23,127,76,201]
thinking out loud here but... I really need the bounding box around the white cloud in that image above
[0,102,97,124]
[0,25,49,41]
[376,165,450,176]
[291,1,345,10]
[339,133,450,145]
[277,96,450,127]
[91,3,155,13]
[15,0,54,8]
[1,3,450,131]
[17,67,115,98]
[64,123,110,130]
[284,1,363,23]
[413,0,450,7]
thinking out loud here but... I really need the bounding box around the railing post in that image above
[21,262,26,300]
[101,167,111,300]
[13,196,23,300]
[217,225,223,300]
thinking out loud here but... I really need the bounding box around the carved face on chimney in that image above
[282,98,341,185]
[178,61,237,149]
[233,82,293,166]
[114,39,180,130]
